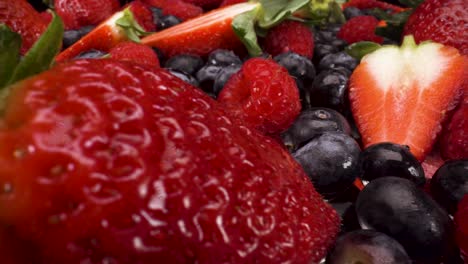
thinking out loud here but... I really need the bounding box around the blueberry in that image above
[78,25,94,36]
[314,30,337,44]
[167,69,199,87]
[150,7,163,21]
[318,51,358,72]
[281,107,351,152]
[313,44,339,62]
[213,64,241,95]
[206,49,242,67]
[152,48,165,64]
[327,230,411,264]
[164,54,204,75]
[431,159,468,214]
[196,65,222,92]
[308,69,350,114]
[157,15,181,31]
[63,30,81,48]
[27,0,48,11]
[330,201,361,233]
[293,132,361,198]
[360,143,426,186]
[356,177,458,263]
[343,7,365,19]
[74,49,106,59]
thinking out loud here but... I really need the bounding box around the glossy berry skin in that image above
[308,68,351,114]
[54,0,120,30]
[403,0,467,55]
[356,177,457,263]
[143,0,203,21]
[293,132,361,199]
[167,69,200,87]
[343,7,365,19]
[360,142,426,186]
[0,59,339,263]
[74,49,107,59]
[281,108,351,152]
[455,195,468,260]
[63,30,82,48]
[440,102,468,160]
[431,160,468,214]
[264,21,314,59]
[327,230,411,264]
[213,64,241,95]
[164,54,204,75]
[338,15,384,44]
[196,65,223,93]
[318,51,358,72]
[157,15,182,30]
[218,58,301,134]
[109,42,160,67]
[206,49,242,67]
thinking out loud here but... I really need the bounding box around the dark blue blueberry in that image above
[431,159,468,214]
[74,49,106,59]
[318,51,358,72]
[213,64,241,95]
[356,177,458,263]
[196,65,222,93]
[281,107,351,152]
[167,69,199,87]
[330,201,361,233]
[360,142,426,186]
[314,30,337,44]
[330,38,347,50]
[206,49,242,67]
[150,7,163,21]
[293,132,361,199]
[78,25,95,36]
[308,68,350,114]
[157,15,181,31]
[152,48,165,64]
[63,30,81,49]
[164,54,204,75]
[313,44,340,62]
[343,7,366,19]
[327,230,411,264]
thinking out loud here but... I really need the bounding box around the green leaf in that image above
[328,1,346,24]
[257,0,309,28]
[0,25,21,88]
[398,0,424,8]
[345,41,381,60]
[7,11,64,86]
[116,7,151,42]
[233,7,263,57]
[374,9,412,42]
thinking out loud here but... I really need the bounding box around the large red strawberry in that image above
[0,0,48,54]
[54,0,120,30]
[349,36,467,161]
[143,0,204,21]
[342,0,404,13]
[0,59,339,263]
[403,0,468,55]
[440,101,468,160]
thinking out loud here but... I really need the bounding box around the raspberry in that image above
[455,195,468,259]
[218,58,301,134]
[220,0,247,7]
[338,16,384,44]
[183,0,222,9]
[440,102,468,160]
[128,0,156,32]
[342,0,404,13]
[54,0,120,30]
[143,0,203,21]
[264,21,314,59]
[109,42,160,67]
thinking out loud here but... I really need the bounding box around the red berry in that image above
[143,0,203,21]
[455,195,468,259]
[40,11,53,25]
[54,0,120,30]
[183,0,222,9]
[220,0,247,7]
[440,102,468,160]
[264,21,314,59]
[403,0,467,55]
[342,0,404,13]
[0,0,48,54]
[128,0,156,32]
[109,42,160,67]
[218,58,301,134]
[338,16,384,44]
[0,59,339,263]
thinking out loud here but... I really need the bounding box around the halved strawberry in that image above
[55,2,150,62]
[141,2,257,57]
[349,35,467,161]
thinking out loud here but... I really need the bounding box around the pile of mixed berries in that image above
[0,0,467,263]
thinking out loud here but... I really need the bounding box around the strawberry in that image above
[455,195,468,260]
[342,0,404,13]
[0,0,48,54]
[349,36,467,161]
[403,0,467,55]
[440,102,468,160]
[55,2,151,62]
[143,0,204,21]
[54,0,120,30]
[128,0,157,32]
[220,0,247,7]
[141,2,257,57]
[264,21,314,59]
[0,59,339,263]
[337,16,384,44]
[109,41,160,67]
[184,0,223,9]
[218,58,301,134]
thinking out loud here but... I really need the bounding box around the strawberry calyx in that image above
[115,7,152,42]
[0,10,63,91]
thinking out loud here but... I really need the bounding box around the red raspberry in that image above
[264,21,314,59]
[218,58,301,134]
[455,195,468,259]
[220,0,247,7]
[109,42,160,67]
[128,0,156,32]
[143,0,203,21]
[54,0,120,30]
[338,16,384,44]
[342,0,404,13]
[183,0,222,9]
[440,102,468,160]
